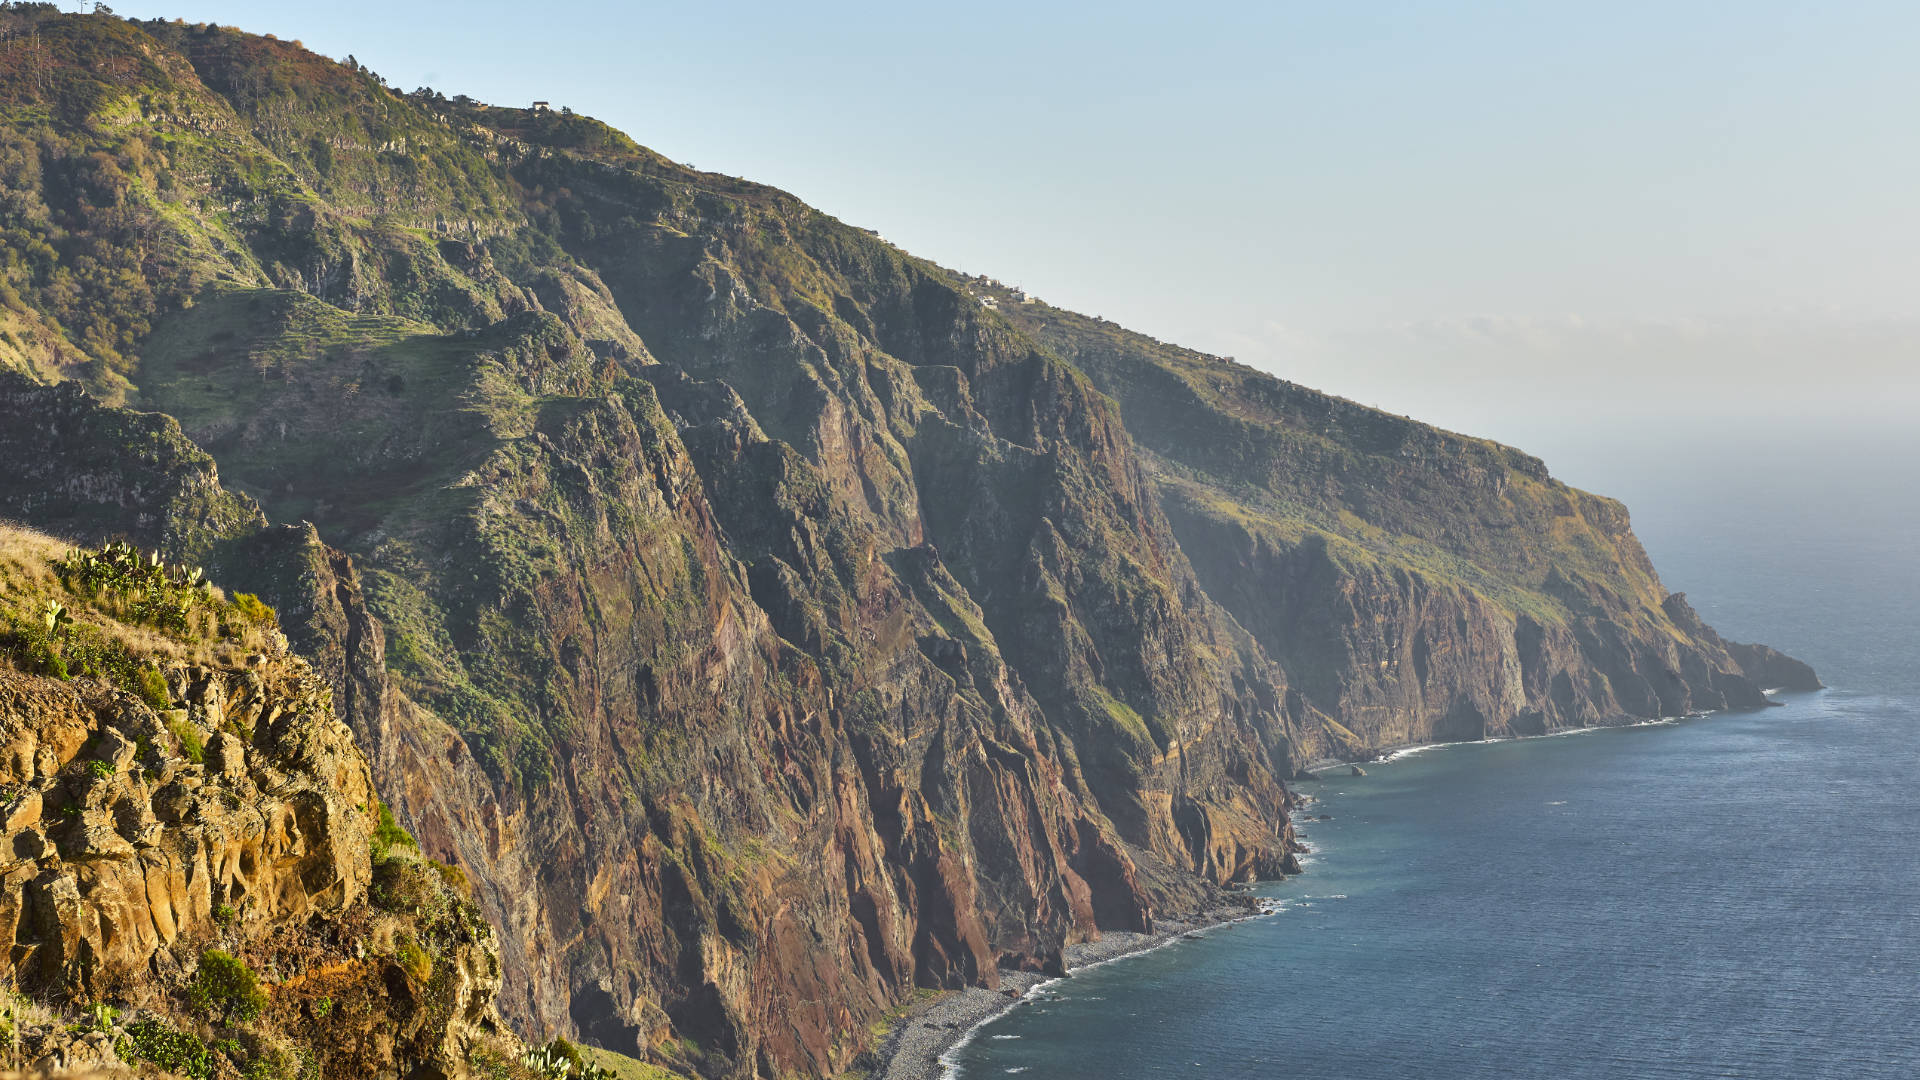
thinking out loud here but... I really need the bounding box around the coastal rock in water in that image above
[1350,766,1369,777]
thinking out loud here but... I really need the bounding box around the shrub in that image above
[234,1028,303,1080]
[86,759,115,780]
[431,858,471,897]
[137,665,170,709]
[370,801,417,863]
[231,592,276,627]
[371,855,440,916]
[521,1045,571,1080]
[0,985,54,1046]
[187,949,266,1023]
[34,641,69,680]
[3,611,155,693]
[468,1041,533,1080]
[125,1016,215,1080]
[55,542,214,636]
[172,719,205,763]
[393,933,433,983]
[548,1038,588,1077]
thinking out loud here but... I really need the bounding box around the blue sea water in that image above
[951,426,1920,1079]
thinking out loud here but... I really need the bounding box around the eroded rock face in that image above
[0,653,506,1080]
[0,662,368,994]
[1159,506,1812,761]
[221,432,1208,1076]
[1021,304,1823,766]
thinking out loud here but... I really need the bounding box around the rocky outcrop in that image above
[1157,493,1808,760]
[0,661,367,996]
[0,527,512,1079]
[1663,593,1823,693]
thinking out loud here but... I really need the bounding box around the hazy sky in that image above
[107,0,1918,462]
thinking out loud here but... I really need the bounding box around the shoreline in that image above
[873,705,1792,1080]
[1294,711,1712,776]
[866,693,1834,1080]
[867,897,1277,1080]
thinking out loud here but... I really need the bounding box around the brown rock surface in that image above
[0,624,511,1079]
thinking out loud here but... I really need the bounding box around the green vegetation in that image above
[518,1038,630,1080]
[125,1015,216,1080]
[370,800,417,863]
[136,664,170,708]
[368,832,495,1020]
[1087,686,1156,752]
[370,851,445,916]
[393,933,433,983]
[469,1041,546,1080]
[57,540,212,635]
[231,1030,306,1080]
[0,518,313,827]
[431,857,471,897]
[230,592,275,627]
[575,1046,684,1080]
[172,717,205,763]
[186,948,266,1024]
[0,531,280,700]
[0,7,534,396]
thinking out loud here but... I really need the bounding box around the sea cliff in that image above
[0,9,1814,1078]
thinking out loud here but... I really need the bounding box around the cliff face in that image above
[0,10,1813,1079]
[997,296,1822,762]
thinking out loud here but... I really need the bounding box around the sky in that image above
[103,0,1919,486]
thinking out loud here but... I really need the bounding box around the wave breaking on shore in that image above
[865,897,1281,1080]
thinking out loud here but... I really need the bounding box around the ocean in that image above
[949,423,1920,1079]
